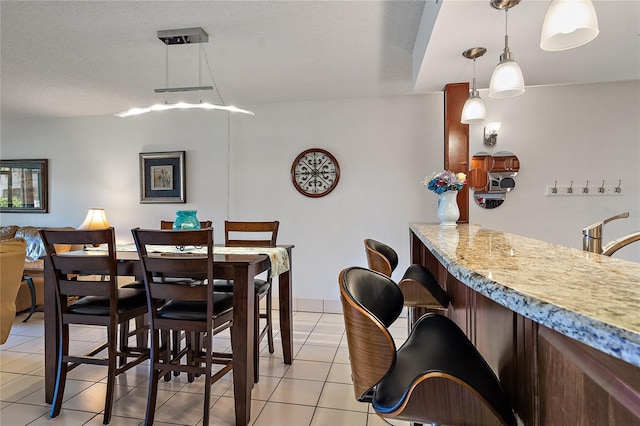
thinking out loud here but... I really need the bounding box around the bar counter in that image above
[410,223,640,425]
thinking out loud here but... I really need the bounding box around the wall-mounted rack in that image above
[545,180,622,197]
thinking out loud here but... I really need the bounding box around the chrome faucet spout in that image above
[582,212,631,254]
[602,232,640,256]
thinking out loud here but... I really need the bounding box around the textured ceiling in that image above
[1,1,638,121]
[414,0,640,94]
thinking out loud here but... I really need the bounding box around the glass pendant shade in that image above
[460,47,488,124]
[540,0,599,51]
[489,59,525,98]
[461,92,487,124]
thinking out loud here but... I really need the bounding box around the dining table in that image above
[43,244,294,426]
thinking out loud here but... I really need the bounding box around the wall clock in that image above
[291,148,340,198]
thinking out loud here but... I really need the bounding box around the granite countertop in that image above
[410,223,640,367]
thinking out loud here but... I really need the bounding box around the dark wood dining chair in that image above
[160,220,212,230]
[40,228,149,425]
[213,220,279,383]
[364,238,449,327]
[339,266,516,425]
[159,219,213,366]
[131,227,233,426]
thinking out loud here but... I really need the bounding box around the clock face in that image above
[291,149,340,198]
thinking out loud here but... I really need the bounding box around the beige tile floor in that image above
[0,310,411,425]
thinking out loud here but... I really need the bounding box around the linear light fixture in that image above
[116,102,253,117]
[116,27,253,117]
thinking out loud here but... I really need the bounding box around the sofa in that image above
[0,225,77,315]
[0,237,27,343]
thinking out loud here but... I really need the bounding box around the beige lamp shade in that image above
[79,208,110,229]
[540,0,599,51]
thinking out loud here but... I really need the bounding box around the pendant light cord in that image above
[165,42,169,89]
[504,9,510,52]
[226,111,231,220]
[198,42,202,87]
[201,44,227,106]
[472,58,477,91]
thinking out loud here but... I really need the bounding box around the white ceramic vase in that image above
[437,191,460,227]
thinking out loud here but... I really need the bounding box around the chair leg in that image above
[135,315,148,347]
[254,295,261,383]
[171,330,180,376]
[144,361,160,426]
[50,324,69,419]
[22,276,37,322]
[160,330,171,382]
[119,320,129,368]
[103,324,117,424]
[186,331,195,382]
[202,332,212,426]
[266,287,274,354]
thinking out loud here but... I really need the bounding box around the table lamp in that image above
[79,208,110,248]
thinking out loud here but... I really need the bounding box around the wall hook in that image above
[598,180,605,193]
[582,180,589,194]
[551,180,558,194]
[615,180,622,193]
[567,180,573,194]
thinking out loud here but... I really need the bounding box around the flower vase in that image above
[437,191,460,227]
[173,210,200,230]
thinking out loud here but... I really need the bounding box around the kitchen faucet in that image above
[582,212,640,256]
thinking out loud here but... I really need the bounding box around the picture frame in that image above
[139,151,186,203]
[0,159,49,213]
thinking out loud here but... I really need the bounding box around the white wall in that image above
[1,80,638,303]
[0,94,445,302]
[469,81,640,260]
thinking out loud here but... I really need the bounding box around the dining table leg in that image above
[232,263,256,426]
[44,258,56,403]
[278,250,293,364]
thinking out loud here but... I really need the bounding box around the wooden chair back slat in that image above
[131,228,215,304]
[144,256,208,278]
[225,221,279,247]
[50,255,111,275]
[59,279,111,297]
[40,228,119,314]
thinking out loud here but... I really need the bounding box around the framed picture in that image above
[139,151,186,203]
[0,159,49,213]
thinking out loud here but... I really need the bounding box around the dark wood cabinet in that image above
[491,155,520,173]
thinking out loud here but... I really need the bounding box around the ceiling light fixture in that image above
[461,47,488,124]
[116,27,253,117]
[540,0,599,51]
[489,0,525,99]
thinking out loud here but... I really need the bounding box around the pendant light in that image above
[116,27,253,117]
[540,0,599,51]
[489,0,525,99]
[461,47,488,124]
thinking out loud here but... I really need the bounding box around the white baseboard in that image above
[269,296,406,317]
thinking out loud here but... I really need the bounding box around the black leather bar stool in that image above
[339,266,516,426]
[364,238,449,327]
